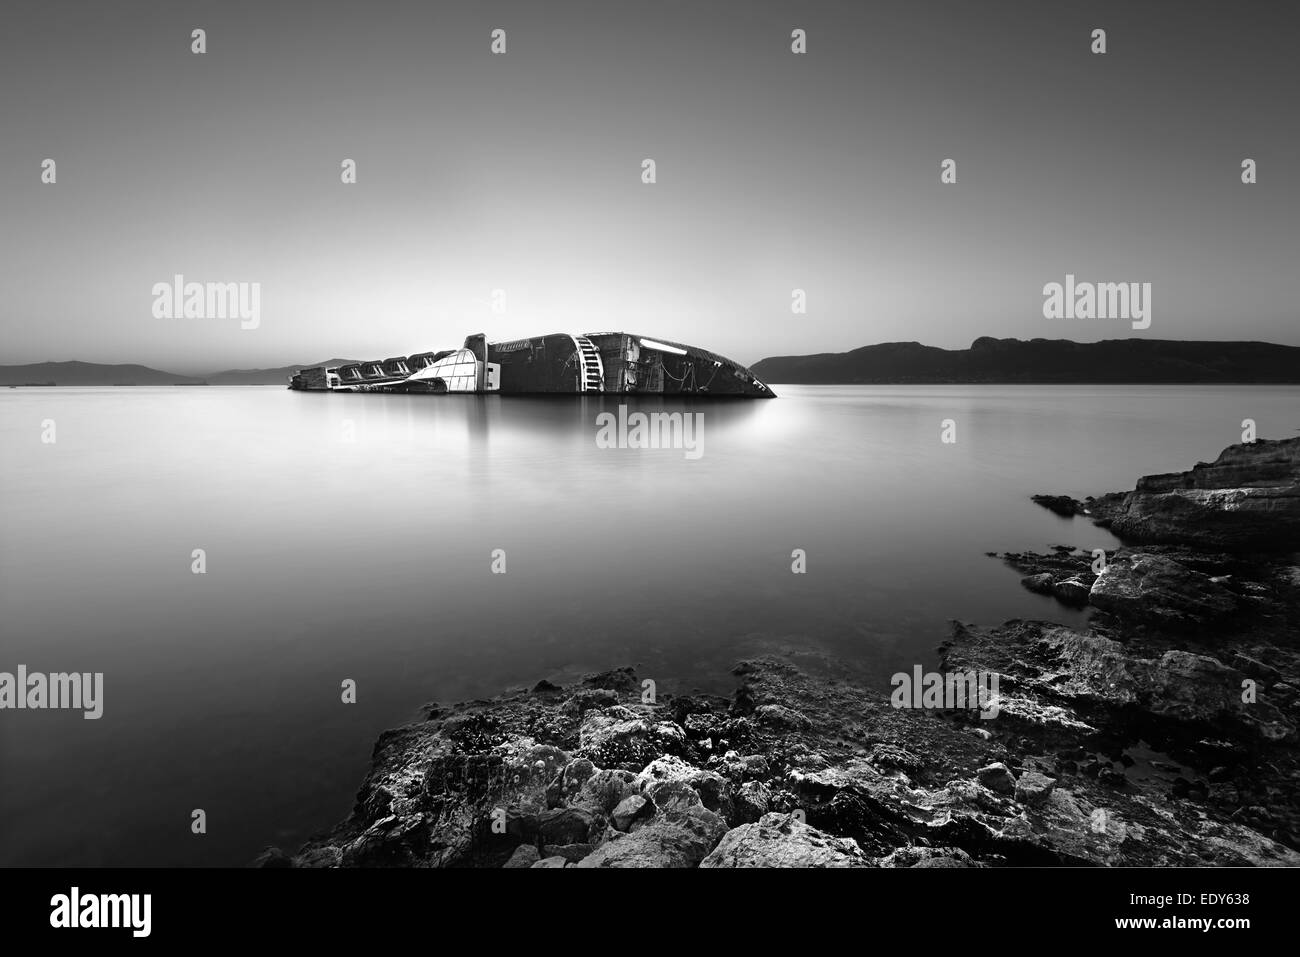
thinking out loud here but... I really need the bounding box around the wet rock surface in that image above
[1033,436,1300,551]
[278,437,1299,867]
[700,812,869,867]
[280,640,1297,868]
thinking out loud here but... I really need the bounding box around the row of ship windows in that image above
[428,361,478,378]
[336,356,478,381]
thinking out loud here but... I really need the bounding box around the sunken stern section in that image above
[288,332,774,397]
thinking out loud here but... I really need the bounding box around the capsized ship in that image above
[288,332,775,397]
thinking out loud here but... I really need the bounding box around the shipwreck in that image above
[287,332,775,397]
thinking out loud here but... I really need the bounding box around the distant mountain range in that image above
[750,338,1300,384]
[0,360,358,387]
[5,338,1300,386]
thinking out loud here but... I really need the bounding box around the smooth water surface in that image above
[1,384,1295,864]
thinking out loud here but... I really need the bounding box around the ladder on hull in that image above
[573,336,605,392]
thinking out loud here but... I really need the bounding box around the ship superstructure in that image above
[289,332,775,397]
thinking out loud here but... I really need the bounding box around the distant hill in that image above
[0,359,359,386]
[0,361,200,386]
[10,341,1300,387]
[750,338,1300,384]
[205,361,359,386]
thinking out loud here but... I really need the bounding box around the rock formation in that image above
[266,435,1299,867]
[1037,436,1300,551]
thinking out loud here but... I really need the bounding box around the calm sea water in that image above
[1,384,1296,866]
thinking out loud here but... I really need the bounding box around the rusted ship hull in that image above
[288,332,775,397]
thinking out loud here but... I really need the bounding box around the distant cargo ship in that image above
[288,332,775,397]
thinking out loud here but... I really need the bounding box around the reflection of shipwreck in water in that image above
[288,332,776,397]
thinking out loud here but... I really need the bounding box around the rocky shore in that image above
[268,437,1300,868]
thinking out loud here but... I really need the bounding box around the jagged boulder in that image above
[1014,771,1057,805]
[636,755,732,816]
[611,794,653,831]
[1089,554,1237,628]
[753,703,812,730]
[700,813,869,868]
[575,768,639,813]
[1092,437,1300,551]
[576,707,690,770]
[878,846,976,868]
[1032,494,1084,517]
[734,781,772,823]
[943,619,1293,743]
[503,845,540,868]
[537,806,602,846]
[573,803,727,868]
[976,762,1016,795]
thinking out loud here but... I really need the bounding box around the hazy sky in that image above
[2,0,1296,373]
